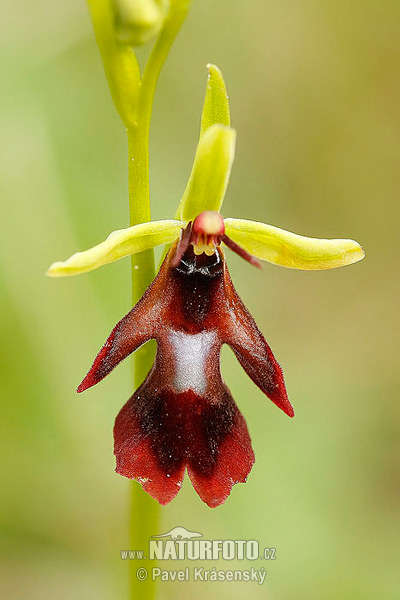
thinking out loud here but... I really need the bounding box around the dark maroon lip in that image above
[77,240,293,506]
[114,386,254,508]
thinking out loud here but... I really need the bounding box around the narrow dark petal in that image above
[221,234,261,268]
[114,382,254,507]
[170,221,193,268]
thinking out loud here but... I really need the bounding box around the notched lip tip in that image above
[204,496,228,509]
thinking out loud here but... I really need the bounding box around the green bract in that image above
[47,64,364,278]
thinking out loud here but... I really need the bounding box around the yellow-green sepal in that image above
[224,218,365,270]
[175,124,236,222]
[200,64,231,137]
[174,64,233,221]
[47,219,183,277]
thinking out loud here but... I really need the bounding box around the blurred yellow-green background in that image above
[1,1,399,598]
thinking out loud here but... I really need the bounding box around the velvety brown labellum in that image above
[78,243,293,506]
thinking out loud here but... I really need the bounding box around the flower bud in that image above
[113,0,169,46]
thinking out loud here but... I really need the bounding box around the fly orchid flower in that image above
[48,65,364,507]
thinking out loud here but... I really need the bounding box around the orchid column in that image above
[86,1,191,598]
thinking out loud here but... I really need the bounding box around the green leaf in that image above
[200,64,231,137]
[224,218,365,270]
[176,124,236,221]
[47,219,183,277]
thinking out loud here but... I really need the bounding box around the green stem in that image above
[127,119,159,600]
[139,0,192,131]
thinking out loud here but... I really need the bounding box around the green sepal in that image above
[175,124,236,221]
[200,63,231,137]
[224,218,365,270]
[47,219,183,277]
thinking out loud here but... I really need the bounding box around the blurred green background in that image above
[1,1,399,599]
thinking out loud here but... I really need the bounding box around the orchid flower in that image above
[48,65,364,507]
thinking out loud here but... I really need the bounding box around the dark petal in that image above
[113,383,254,507]
[170,221,193,268]
[221,234,261,269]
[221,259,294,417]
